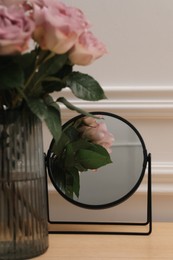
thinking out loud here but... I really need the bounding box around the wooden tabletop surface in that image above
[34,222,173,260]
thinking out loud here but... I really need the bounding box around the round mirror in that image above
[47,112,148,209]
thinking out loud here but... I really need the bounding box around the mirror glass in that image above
[47,112,147,209]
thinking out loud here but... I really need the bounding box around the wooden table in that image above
[35,222,173,259]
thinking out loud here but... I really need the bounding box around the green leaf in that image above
[89,143,112,157]
[63,168,80,198]
[65,139,91,153]
[65,182,73,199]
[44,106,62,143]
[64,125,80,142]
[64,143,75,168]
[13,50,37,77]
[52,132,69,156]
[27,97,61,142]
[42,77,66,93]
[38,53,68,77]
[26,98,48,120]
[62,140,112,171]
[44,96,62,143]
[66,72,107,101]
[52,124,80,157]
[50,156,80,198]
[56,64,73,79]
[61,139,90,170]
[71,168,80,198]
[76,146,112,169]
[0,63,24,89]
[50,158,65,190]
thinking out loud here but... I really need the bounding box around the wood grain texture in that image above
[34,222,173,259]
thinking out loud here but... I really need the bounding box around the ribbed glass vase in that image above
[0,107,48,260]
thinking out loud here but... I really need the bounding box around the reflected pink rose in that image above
[69,31,107,65]
[79,117,114,154]
[0,5,35,55]
[31,0,89,54]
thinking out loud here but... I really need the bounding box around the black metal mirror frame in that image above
[45,112,152,235]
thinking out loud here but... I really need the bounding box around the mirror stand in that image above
[45,153,152,236]
[45,112,152,236]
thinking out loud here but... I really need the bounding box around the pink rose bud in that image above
[69,31,107,66]
[79,117,114,154]
[0,5,35,55]
[31,0,90,54]
[82,116,98,127]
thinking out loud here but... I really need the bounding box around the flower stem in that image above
[24,50,56,95]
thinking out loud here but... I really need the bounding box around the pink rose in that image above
[0,5,35,55]
[0,0,24,6]
[31,0,90,54]
[79,117,114,154]
[69,31,107,66]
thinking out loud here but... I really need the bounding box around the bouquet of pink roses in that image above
[0,0,107,142]
[0,0,114,198]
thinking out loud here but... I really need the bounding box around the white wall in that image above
[43,0,173,223]
[63,0,173,86]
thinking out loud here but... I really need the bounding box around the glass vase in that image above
[0,107,48,260]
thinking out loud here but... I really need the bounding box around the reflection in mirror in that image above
[47,112,147,209]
